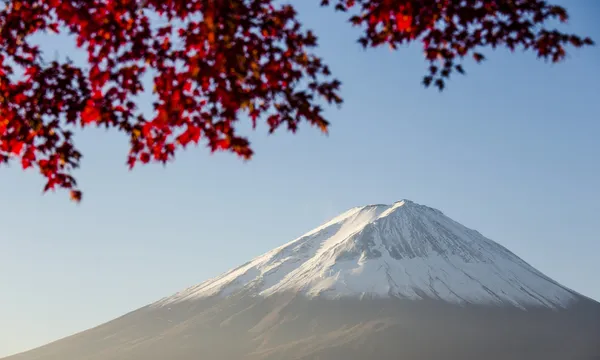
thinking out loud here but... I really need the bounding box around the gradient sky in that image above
[1,1,599,357]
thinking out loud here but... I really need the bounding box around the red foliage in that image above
[0,0,593,201]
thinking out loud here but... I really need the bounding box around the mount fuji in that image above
[5,200,600,360]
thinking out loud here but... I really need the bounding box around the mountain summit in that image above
[5,200,600,360]
[155,200,578,309]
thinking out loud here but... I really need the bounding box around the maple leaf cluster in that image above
[0,0,593,202]
[322,0,594,90]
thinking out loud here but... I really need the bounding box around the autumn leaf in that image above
[81,101,100,125]
[70,190,82,202]
[395,14,412,31]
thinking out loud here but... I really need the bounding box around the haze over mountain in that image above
[5,200,600,360]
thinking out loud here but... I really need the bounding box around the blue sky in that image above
[1,1,599,357]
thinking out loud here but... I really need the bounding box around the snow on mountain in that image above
[153,200,579,309]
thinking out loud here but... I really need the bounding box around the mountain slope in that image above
[6,294,600,360]
[4,200,599,360]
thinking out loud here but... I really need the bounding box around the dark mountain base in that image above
[6,294,600,360]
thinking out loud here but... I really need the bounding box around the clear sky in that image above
[1,1,599,357]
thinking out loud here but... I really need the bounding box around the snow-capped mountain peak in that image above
[154,200,579,309]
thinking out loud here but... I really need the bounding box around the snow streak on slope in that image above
[153,200,579,309]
